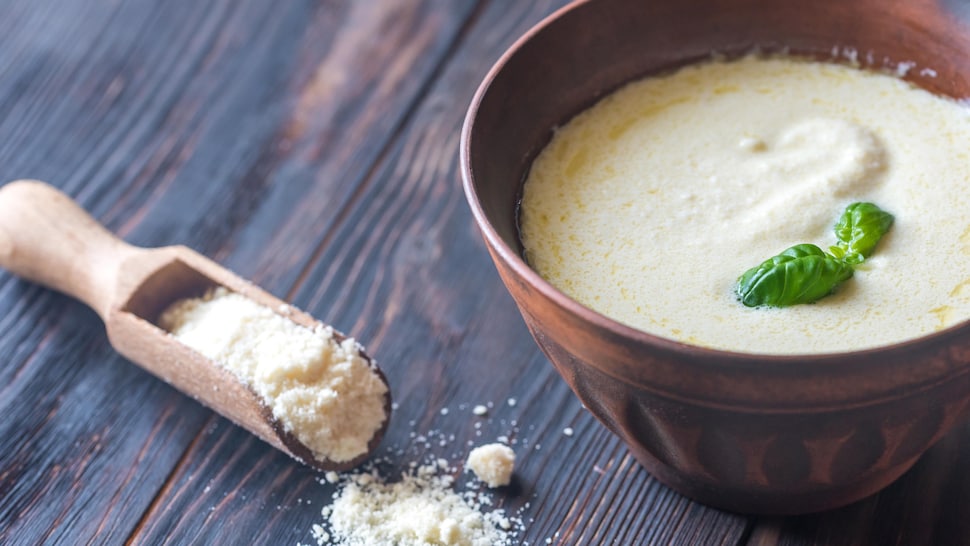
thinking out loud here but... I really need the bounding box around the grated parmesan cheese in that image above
[314,462,517,546]
[159,287,388,463]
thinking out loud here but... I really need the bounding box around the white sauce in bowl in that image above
[520,56,970,354]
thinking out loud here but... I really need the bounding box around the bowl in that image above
[460,0,970,514]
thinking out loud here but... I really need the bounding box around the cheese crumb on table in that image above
[321,462,515,546]
[159,287,388,464]
[466,443,515,488]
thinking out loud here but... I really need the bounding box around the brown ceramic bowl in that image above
[460,0,970,514]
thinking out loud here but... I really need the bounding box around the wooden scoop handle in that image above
[0,180,140,318]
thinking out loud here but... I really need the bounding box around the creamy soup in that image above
[519,56,970,354]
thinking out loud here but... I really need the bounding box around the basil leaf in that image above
[834,202,894,260]
[736,203,893,309]
[736,244,855,307]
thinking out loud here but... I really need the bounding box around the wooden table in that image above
[1,1,968,544]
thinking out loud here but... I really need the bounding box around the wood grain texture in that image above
[0,0,968,544]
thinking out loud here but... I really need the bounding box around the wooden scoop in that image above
[0,180,391,471]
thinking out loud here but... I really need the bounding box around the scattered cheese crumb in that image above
[325,471,340,484]
[466,443,515,488]
[472,405,488,416]
[507,398,516,407]
[440,407,449,416]
[563,427,574,437]
[310,523,330,545]
[320,463,515,545]
[159,287,388,463]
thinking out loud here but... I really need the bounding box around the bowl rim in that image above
[459,0,970,376]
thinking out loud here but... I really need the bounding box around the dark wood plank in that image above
[0,0,482,543]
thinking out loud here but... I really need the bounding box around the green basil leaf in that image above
[834,202,894,259]
[736,243,855,307]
